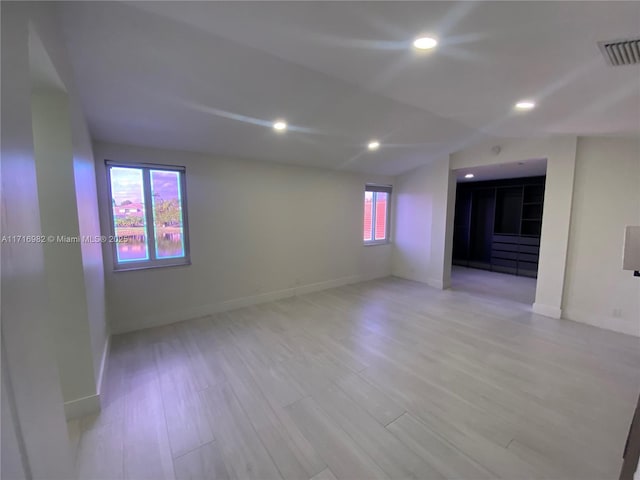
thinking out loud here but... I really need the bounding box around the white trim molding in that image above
[64,336,111,420]
[426,278,446,290]
[96,335,111,400]
[64,394,101,420]
[532,302,562,319]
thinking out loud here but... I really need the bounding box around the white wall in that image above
[1,344,29,480]
[392,156,455,288]
[393,135,640,337]
[94,141,394,334]
[1,2,74,477]
[563,137,640,336]
[393,135,579,307]
[1,0,110,474]
[64,57,110,400]
[31,91,100,417]
[31,2,109,418]
[449,136,578,318]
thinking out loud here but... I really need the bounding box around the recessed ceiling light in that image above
[413,36,438,50]
[514,101,535,111]
[465,173,474,179]
[273,120,287,131]
[367,140,380,151]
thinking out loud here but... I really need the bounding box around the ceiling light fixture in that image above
[465,173,474,179]
[273,120,287,132]
[367,140,380,151]
[514,101,535,111]
[413,36,438,50]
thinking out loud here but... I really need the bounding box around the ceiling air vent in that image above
[598,38,640,66]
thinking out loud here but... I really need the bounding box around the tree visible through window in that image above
[364,185,391,244]
[106,161,190,270]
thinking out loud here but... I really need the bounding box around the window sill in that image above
[363,241,391,247]
[113,259,191,272]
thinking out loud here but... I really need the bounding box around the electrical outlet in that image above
[613,308,623,318]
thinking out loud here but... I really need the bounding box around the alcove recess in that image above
[452,176,545,278]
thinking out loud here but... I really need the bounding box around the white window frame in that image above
[105,160,191,271]
[364,184,392,246]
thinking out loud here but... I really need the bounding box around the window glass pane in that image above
[374,192,388,240]
[364,191,374,241]
[110,167,149,262]
[151,170,185,259]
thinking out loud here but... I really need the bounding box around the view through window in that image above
[107,162,189,269]
[364,185,391,244]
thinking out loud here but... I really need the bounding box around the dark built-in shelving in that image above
[452,176,545,278]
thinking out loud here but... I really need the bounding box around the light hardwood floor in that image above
[450,266,537,305]
[69,275,640,480]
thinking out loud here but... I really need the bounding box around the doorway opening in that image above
[450,159,547,306]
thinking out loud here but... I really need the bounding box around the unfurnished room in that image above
[2,2,640,480]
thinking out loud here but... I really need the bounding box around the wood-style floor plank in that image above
[121,334,175,480]
[310,467,339,480]
[215,335,326,479]
[153,330,214,458]
[386,413,495,480]
[285,396,389,480]
[200,382,283,480]
[70,272,640,480]
[335,372,405,427]
[312,383,444,479]
[74,415,124,480]
[173,441,230,480]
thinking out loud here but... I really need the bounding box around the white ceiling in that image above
[57,1,640,175]
[455,158,547,183]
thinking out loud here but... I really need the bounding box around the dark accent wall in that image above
[452,176,546,278]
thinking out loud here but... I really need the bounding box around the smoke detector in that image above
[598,38,640,66]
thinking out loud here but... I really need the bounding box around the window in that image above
[364,184,391,244]
[106,161,190,270]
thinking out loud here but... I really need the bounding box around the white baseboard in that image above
[96,335,111,399]
[113,271,391,334]
[64,393,101,420]
[389,272,446,290]
[427,278,445,290]
[563,308,640,337]
[532,302,562,319]
[64,336,111,420]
